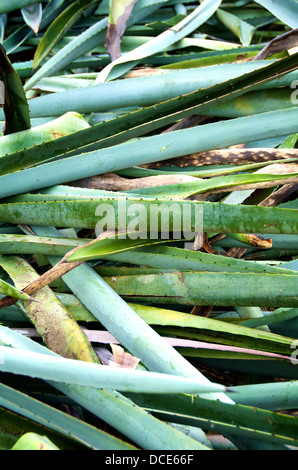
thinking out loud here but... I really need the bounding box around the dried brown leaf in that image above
[252,28,298,61]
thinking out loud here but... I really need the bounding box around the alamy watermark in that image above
[290,340,298,365]
[94,199,204,249]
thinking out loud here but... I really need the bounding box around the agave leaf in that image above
[2,54,297,176]
[253,0,298,28]
[125,172,298,199]
[26,60,280,116]
[0,345,229,395]
[32,224,233,405]
[239,307,298,328]
[11,433,59,450]
[127,393,298,448]
[0,44,31,135]
[2,105,298,199]
[123,303,297,355]
[216,8,256,46]
[0,112,90,160]
[0,14,7,43]
[3,0,67,55]
[0,0,42,15]
[0,326,210,450]
[97,245,298,276]
[33,0,99,69]
[0,381,136,450]
[0,233,88,257]
[0,406,81,450]
[21,3,43,34]
[0,254,99,362]
[105,0,138,60]
[24,0,170,91]
[116,157,298,178]
[0,196,297,236]
[0,278,35,301]
[95,0,222,82]
[100,270,298,308]
[228,380,298,411]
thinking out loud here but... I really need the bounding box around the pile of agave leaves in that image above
[0,0,298,452]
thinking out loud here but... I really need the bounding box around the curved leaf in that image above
[33,0,99,69]
[217,9,256,46]
[21,3,43,34]
[11,433,59,450]
[95,0,223,82]
[0,278,35,301]
[253,0,298,28]
[0,44,30,135]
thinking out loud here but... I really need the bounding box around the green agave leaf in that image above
[1,106,298,198]
[120,303,297,355]
[0,382,136,450]
[21,3,43,34]
[0,233,88,257]
[0,14,7,43]
[32,224,233,405]
[216,8,256,46]
[63,231,181,261]
[11,433,59,450]
[0,197,297,236]
[125,172,298,198]
[0,406,82,450]
[205,86,296,118]
[0,0,42,15]
[0,44,30,135]
[101,270,298,308]
[33,0,99,69]
[253,0,298,29]
[0,345,228,395]
[3,0,67,55]
[0,278,34,301]
[3,55,298,177]
[126,393,298,448]
[95,0,223,83]
[228,380,298,411]
[239,308,298,328]
[25,60,279,116]
[0,112,90,160]
[96,245,298,276]
[0,254,99,362]
[0,326,210,450]
[159,45,263,69]
[24,0,170,91]
[116,157,297,178]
